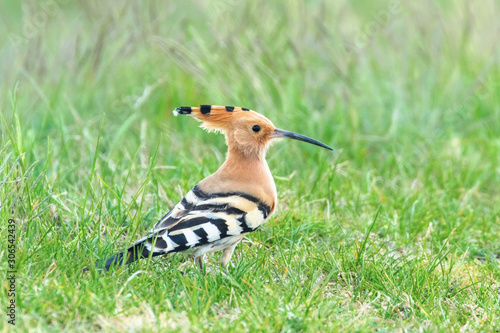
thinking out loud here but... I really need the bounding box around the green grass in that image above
[1,0,499,331]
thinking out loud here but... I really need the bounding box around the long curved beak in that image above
[270,128,333,151]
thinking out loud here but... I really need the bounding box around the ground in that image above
[0,0,499,332]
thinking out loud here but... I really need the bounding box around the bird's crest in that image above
[173,105,252,116]
[173,105,268,133]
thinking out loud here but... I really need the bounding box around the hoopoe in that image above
[87,105,332,272]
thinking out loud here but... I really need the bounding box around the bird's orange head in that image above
[174,105,332,157]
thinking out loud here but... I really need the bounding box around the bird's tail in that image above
[84,232,168,272]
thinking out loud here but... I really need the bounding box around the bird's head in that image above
[174,105,332,157]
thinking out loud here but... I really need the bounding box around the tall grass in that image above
[1,0,499,331]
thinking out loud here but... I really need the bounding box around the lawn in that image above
[1,0,499,331]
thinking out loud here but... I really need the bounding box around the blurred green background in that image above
[1,0,499,331]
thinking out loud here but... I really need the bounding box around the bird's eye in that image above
[252,125,261,133]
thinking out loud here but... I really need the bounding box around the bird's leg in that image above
[221,242,239,274]
[195,255,204,272]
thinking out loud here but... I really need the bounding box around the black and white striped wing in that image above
[149,185,271,253]
[99,185,271,269]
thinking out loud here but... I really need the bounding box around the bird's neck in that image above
[222,146,268,178]
[198,146,277,209]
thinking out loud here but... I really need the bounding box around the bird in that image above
[86,105,332,273]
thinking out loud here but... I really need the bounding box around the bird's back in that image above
[154,185,272,247]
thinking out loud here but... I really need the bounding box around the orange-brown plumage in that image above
[175,105,279,211]
[174,104,333,215]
